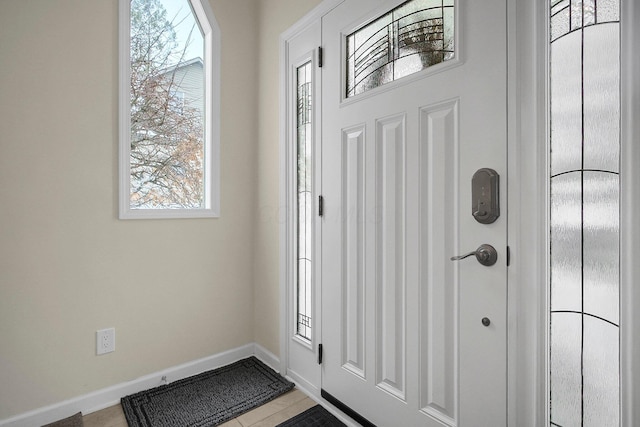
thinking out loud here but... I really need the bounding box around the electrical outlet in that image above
[96,328,115,355]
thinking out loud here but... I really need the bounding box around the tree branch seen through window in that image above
[129,0,205,209]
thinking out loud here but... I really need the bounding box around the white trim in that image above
[620,0,640,424]
[279,0,344,377]
[254,342,280,372]
[507,0,548,425]
[0,344,276,427]
[118,0,220,219]
[285,368,321,398]
[118,0,130,218]
[191,0,222,218]
[279,22,289,377]
[279,0,344,42]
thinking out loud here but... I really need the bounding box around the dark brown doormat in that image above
[41,412,83,427]
[276,405,347,427]
[121,356,294,427]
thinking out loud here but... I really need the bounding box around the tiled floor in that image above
[82,389,316,427]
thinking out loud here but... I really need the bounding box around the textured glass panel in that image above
[345,0,454,98]
[297,259,312,339]
[442,6,455,61]
[296,61,313,340]
[355,63,394,97]
[396,7,446,73]
[549,0,620,424]
[354,12,391,48]
[348,12,391,98]
[550,312,582,427]
[583,23,620,172]
[583,0,596,26]
[394,54,428,80]
[570,0,583,31]
[552,0,570,16]
[346,34,356,97]
[583,317,620,426]
[551,6,570,41]
[583,172,619,324]
[596,0,619,23]
[550,31,582,175]
[551,173,582,312]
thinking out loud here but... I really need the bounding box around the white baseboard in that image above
[0,343,276,427]
[253,343,280,372]
[284,368,319,398]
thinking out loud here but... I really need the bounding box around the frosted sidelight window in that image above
[296,61,313,341]
[549,0,620,425]
[346,0,454,98]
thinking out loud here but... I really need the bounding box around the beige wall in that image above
[0,0,319,420]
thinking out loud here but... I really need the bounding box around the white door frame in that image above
[279,0,640,425]
[278,0,345,395]
[619,0,640,424]
[505,0,547,425]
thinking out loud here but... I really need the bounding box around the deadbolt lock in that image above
[472,168,500,224]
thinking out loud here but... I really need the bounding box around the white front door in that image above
[320,0,508,425]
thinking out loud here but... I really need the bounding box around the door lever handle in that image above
[450,251,477,261]
[450,244,498,266]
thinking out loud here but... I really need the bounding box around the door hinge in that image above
[506,245,511,267]
[318,46,323,68]
[318,344,323,365]
[318,195,324,217]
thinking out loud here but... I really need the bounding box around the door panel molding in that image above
[419,99,459,424]
[374,114,407,401]
[341,125,366,379]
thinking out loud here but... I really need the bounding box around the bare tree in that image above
[129,0,204,209]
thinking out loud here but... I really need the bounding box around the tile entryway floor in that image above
[83,389,316,427]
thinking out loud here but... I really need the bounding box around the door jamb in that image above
[506,0,547,425]
[620,0,640,424]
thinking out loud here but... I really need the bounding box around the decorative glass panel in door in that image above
[345,0,454,98]
[296,61,313,341]
[549,0,620,425]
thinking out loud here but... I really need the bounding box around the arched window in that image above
[119,0,220,219]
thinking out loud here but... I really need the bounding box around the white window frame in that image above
[118,0,220,219]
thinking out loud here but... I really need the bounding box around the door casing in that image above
[618,0,640,424]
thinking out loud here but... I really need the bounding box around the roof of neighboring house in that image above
[158,57,203,76]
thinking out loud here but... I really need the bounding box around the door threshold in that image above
[321,389,376,427]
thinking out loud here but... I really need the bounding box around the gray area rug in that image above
[121,356,294,427]
[275,405,346,427]
[42,412,83,427]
